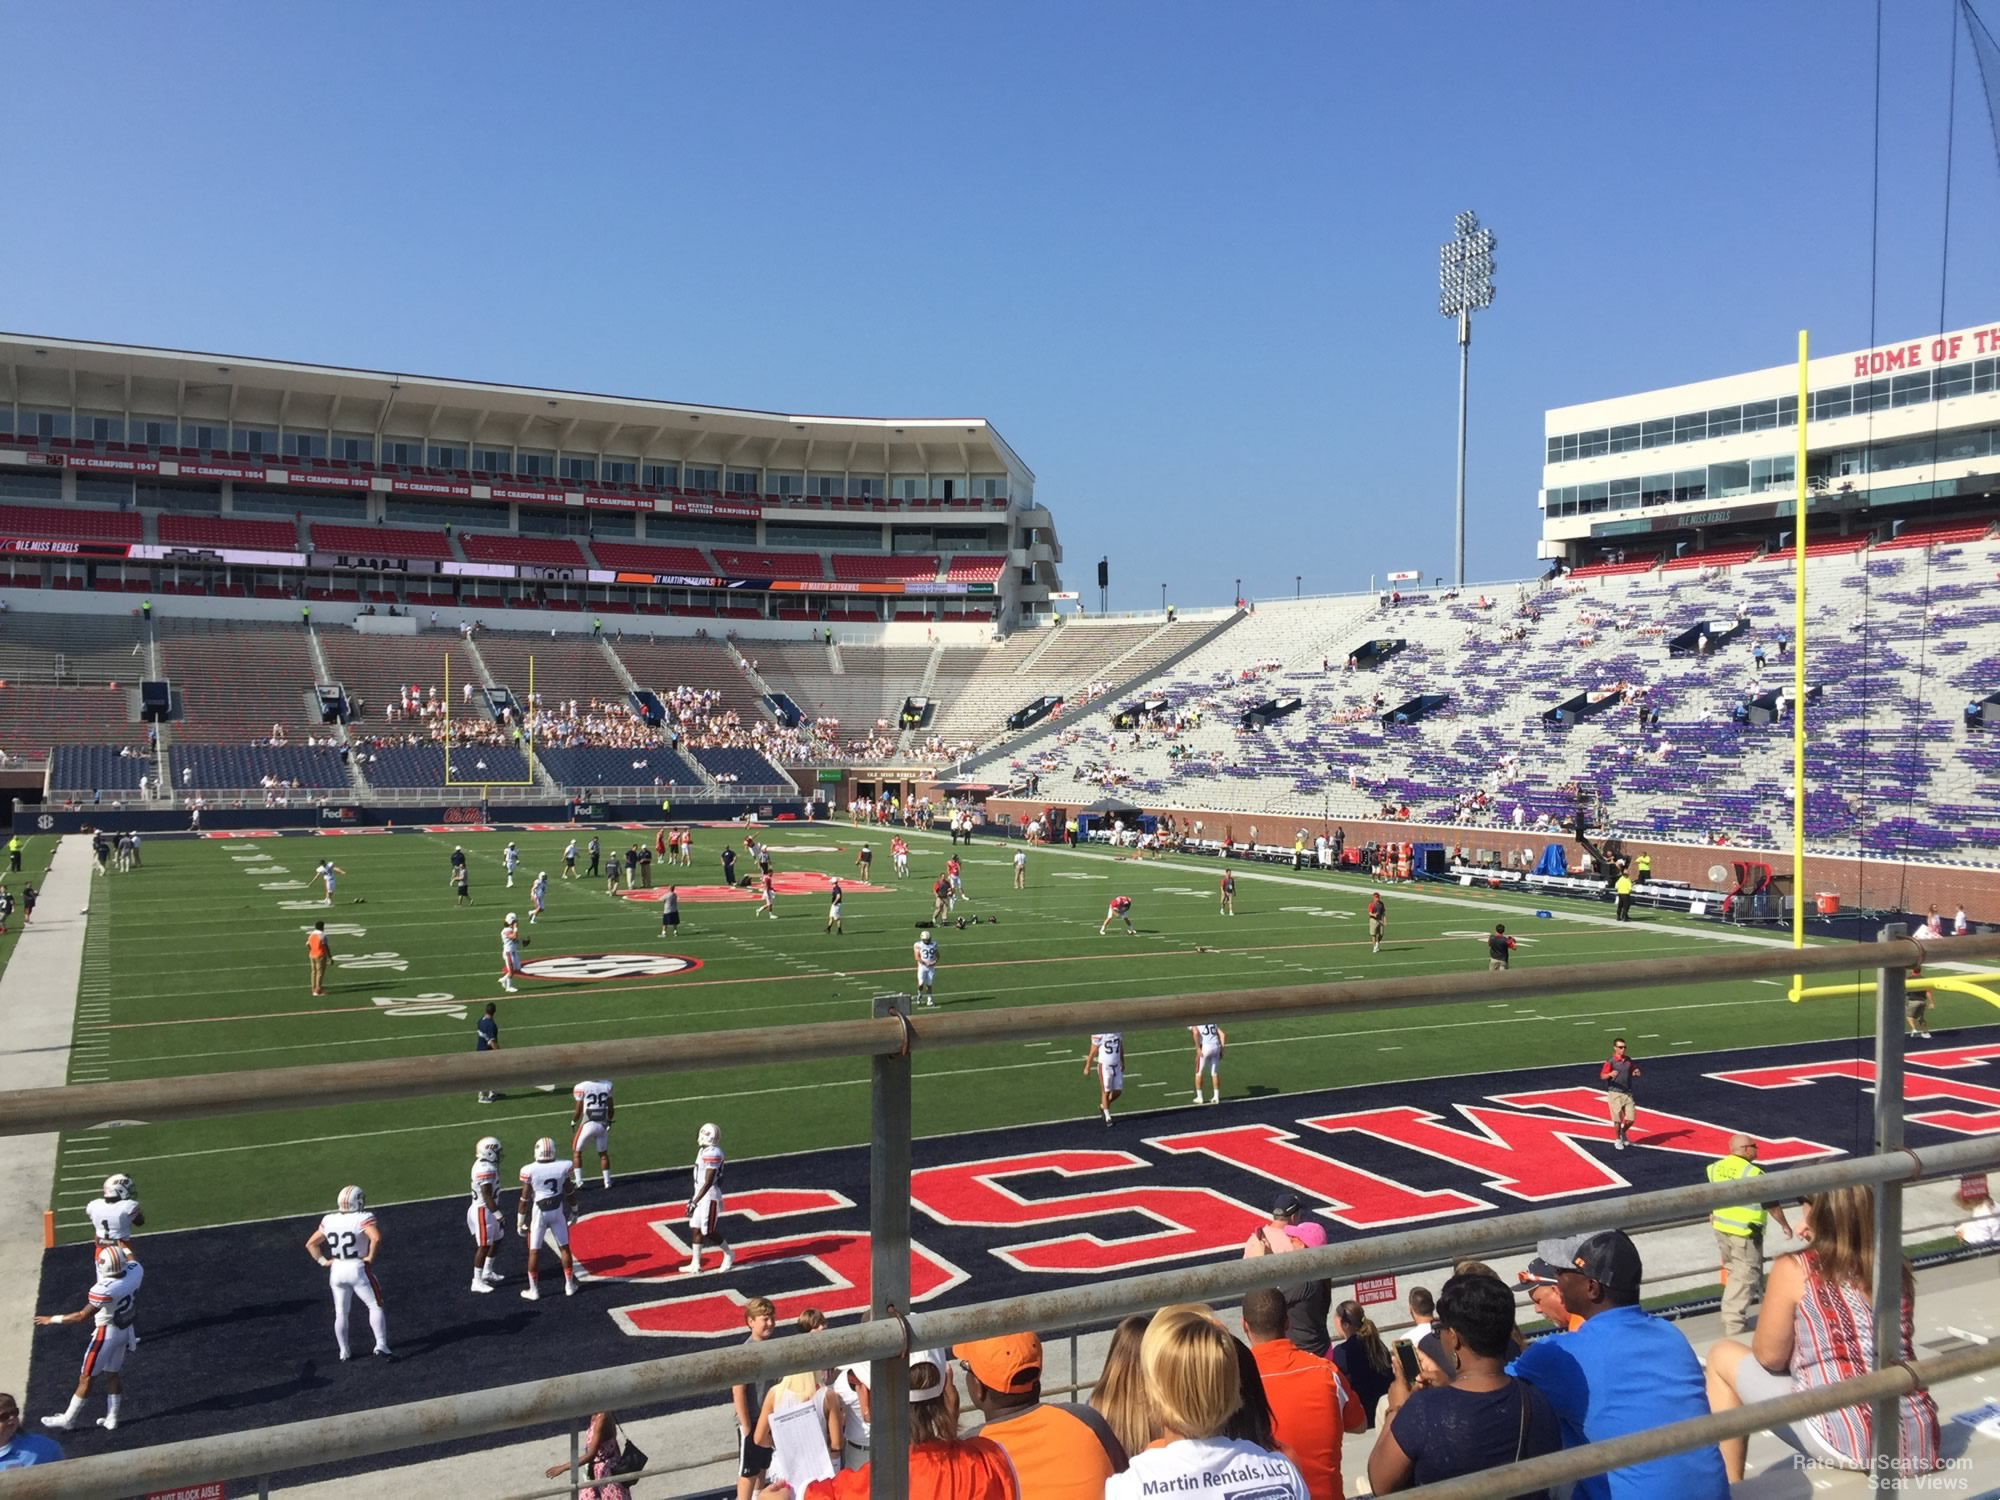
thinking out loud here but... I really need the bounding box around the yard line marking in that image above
[1752,980,1786,987]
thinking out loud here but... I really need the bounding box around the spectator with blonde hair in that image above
[1089,1314,1155,1459]
[1705,1184,1940,1481]
[1104,1304,1308,1500]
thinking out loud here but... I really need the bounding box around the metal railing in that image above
[0,929,1990,1498]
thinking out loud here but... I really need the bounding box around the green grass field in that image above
[54,825,1901,1244]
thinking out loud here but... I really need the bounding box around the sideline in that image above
[0,836,91,1396]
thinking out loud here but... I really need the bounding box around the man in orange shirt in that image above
[1243,1286,1363,1500]
[306,921,332,997]
[953,1331,1125,1500]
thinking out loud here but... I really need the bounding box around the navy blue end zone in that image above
[29,1026,2000,1490]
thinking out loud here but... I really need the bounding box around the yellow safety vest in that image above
[1707,1154,1766,1235]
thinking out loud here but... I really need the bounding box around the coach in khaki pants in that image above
[1707,1133,1793,1335]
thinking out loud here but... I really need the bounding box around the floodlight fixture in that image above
[1439,210,1497,589]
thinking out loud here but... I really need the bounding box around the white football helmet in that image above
[476,1136,504,1165]
[533,1136,557,1163]
[920,930,933,943]
[337,1185,366,1212]
[505,912,518,925]
[95,1246,129,1279]
[697,1122,720,1148]
[538,870,547,880]
[101,1173,134,1202]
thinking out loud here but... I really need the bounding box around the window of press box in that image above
[78,412,125,443]
[684,467,719,492]
[233,428,278,455]
[726,470,759,494]
[516,450,555,478]
[472,448,511,474]
[131,418,176,449]
[643,463,678,489]
[601,459,638,485]
[379,439,423,467]
[332,433,373,463]
[559,455,596,483]
[1706,405,1741,438]
[428,444,468,471]
[283,431,328,460]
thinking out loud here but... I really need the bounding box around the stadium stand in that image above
[536,745,703,788]
[609,636,768,721]
[1015,539,2000,858]
[1567,554,1661,579]
[756,643,935,739]
[944,553,1006,583]
[0,503,144,543]
[589,540,716,574]
[475,631,629,707]
[1,685,142,758]
[831,553,939,582]
[1662,541,1763,572]
[690,745,788,784]
[308,523,458,561]
[0,612,142,683]
[352,743,531,789]
[457,532,590,568]
[157,514,302,551]
[171,744,349,791]
[1875,514,1997,551]
[49,744,150,792]
[155,619,326,740]
[711,549,826,580]
[317,629,487,733]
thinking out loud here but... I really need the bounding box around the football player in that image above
[517,1137,580,1300]
[86,1174,144,1253]
[1219,869,1236,917]
[504,841,521,888]
[755,870,777,919]
[825,877,844,936]
[529,870,549,924]
[562,838,578,879]
[499,913,527,993]
[316,860,346,906]
[1084,1031,1125,1125]
[1190,1023,1226,1105]
[571,1079,615,1189]
[891,835,909,878]
[1100,895,1136,936]
[35,1244,144,1431]
[305,1185,392,1360]
[468,1137,508,1292]
[946,855,964,906]
[913,929,939,1009]
[684,1122,733,1276]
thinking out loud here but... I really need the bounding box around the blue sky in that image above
[4,1,1993,609]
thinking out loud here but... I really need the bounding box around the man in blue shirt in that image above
[475,1002,500,1105]
[1509,1230,1728,1500]
[0,1394,61,1468]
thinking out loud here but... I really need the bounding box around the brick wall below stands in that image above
[981,800,2000,919]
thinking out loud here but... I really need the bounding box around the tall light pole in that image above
[1439,210,1497,591]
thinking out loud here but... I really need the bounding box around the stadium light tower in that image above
[1439,210,1497,590]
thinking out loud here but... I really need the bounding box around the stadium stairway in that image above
[303,626,370,799]
[897,640,948,754]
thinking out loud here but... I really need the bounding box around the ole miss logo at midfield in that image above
[568,1032,2000,1341]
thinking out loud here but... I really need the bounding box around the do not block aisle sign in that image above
[1354,1274,1398,1307]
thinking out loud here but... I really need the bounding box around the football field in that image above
[54,823,1902,1246]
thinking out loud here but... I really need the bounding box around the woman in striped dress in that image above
[1704,1184,1940,1481]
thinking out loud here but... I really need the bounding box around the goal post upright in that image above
[1790,330,1809,999]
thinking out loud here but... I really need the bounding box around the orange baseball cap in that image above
[952,1332,1042,1394]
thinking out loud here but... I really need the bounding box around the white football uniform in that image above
[500,922,523,973]
[87,1197,141,1247]
[318,862,337,896]
[914,937,938,988]
[690,1143,725,1234]
[520,1159,574,1247]
[1092,1032,1125,1091]
[572,1080,613,1158]
[80,1261,144,1377]
[1194,1023,1223,1063]
[468,1160,505,1249]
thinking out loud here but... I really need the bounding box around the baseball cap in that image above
[1289,1221,1328,1250]
[952,1333,1042,1394]
[1524,1234,1590,1284]
[1272,1192,1304,1218]
[1562,1230,1643,1297]
[907,1348,951,1403]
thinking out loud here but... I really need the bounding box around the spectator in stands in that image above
[1332,1301,1395,1429]
[1243,1287,1363,1500]
[1104,1305,1308,1500]
[541,1411,632,1500]
[803,1349,1017,1500]
[1953,1174,2000,1245]
[1367,1271,1561,1495]
[1705,1184,1940,1481]
[0,1392,61,1468]
[1222,1335,1277,1449]
[955,1332,1125,1498]
[1510,1230,1729,1498]
[1407,1286,1437,1341]
[1089,1314,1156,1459]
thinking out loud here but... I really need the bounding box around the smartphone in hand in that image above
[1393,1338,1419,1386]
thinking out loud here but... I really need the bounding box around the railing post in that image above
[1871,925,1907,1492]
[568,1419,582,1500]
[869,993,913,1500]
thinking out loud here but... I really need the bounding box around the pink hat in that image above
[1289,1221,1327,1249]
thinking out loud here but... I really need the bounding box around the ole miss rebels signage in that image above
[35,1027,2000,1474]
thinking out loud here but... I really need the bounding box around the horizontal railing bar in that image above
[0,933,1988,1137]
[1410,1337,2000,1500]
[8,1136,1996,1500]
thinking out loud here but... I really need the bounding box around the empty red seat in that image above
[159,514,301,551]
[0,504,144,543]
[712,549,824,579]
[831,553,938,582]
[458,533,588,566]
[589,541,715,573]
[309,524,456,560]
